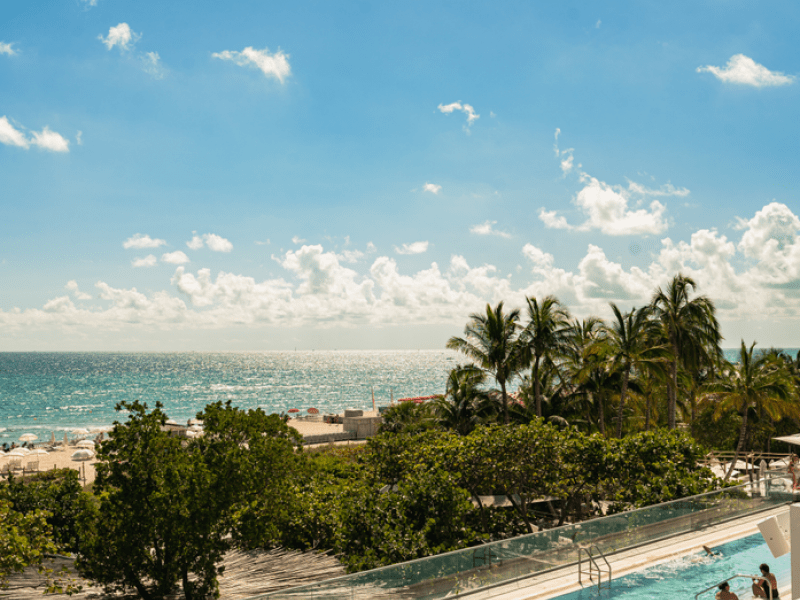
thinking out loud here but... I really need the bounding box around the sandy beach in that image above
[1,412,379,486]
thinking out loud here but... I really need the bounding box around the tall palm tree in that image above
[447,302,521,425]
[702,340,795,481]
[651,274,722,429]
[521,295,571,417]
[604,303,666,438]
[434,365,490,435]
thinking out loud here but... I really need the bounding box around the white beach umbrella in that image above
[29,448,49,456]
[8,448,29,457]
[19,433,38,442]
[165,419,178,425]
[76,440,95,448]
[71,449,94,461]
[72,428,90,435]
[189,424,203,431]
[89,426,113,433]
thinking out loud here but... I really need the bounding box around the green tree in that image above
[521,295,571,417]
[651,274,722,430]
[702,341,796,480]
[604,303,665,438]
[434,365,490,435]
[0,490,58,590]
[77,400,301,600]
[447,302,522,425]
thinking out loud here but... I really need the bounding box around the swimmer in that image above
[703,545,721,556]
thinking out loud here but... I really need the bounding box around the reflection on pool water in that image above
[554,533,789,600]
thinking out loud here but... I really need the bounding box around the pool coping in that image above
[462,502,792,600]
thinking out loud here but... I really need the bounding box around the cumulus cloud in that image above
[204,234,233,252]
[423,183,442,194]
[162,251,190,264]
[99,23,140,52]
[470,221,511,238]
[438,102,479,129]
[7,204,800,340]
[395,241,429,255]
[65,280,91,300]
[0,116,70,152]
[132,255,157,268]
[697,54,794,87]
[123,234,166,249]
[0,42,17,56]
[541,131,672,236]
[292,236,307,244]
[212,46,291,83]
[185,233,233,252]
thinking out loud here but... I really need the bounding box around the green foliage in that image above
[0,488,58,589]
[77,400,301,600]
[378,400,437,435]
[605,429,718,507]
[5,469,87,554]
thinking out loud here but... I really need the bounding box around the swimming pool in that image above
[553,533,789,600]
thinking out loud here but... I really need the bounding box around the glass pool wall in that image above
[250,476,792,600]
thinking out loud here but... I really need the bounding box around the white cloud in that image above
[595,20,602,28]
[538,209,573,230]
[423,183,442,194]
[99,23,140,52]
[65,280,91,300]
[395,241,429,255]
[184,233,233,252]
[186,235,204,250]
[627,180,690,197]
[0,116,29,148]
[162,251,190,264]
[437,102,479,128]
[6,204,800,342]
[212,47,291,83]
[0,42,16,56]
[29,127,70,152]
[697,54,794,87]
[81,0,99,6]
[203,233,233,252]
[470,221,511,238]
[132,255,157,268]
[292,236,307,244]
[123,234,166,249]
[76,131,83,145]
[541,134,672,236]
[141,51,166,79]
[0,116,70,152]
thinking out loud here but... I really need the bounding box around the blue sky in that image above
[2,0,799,350]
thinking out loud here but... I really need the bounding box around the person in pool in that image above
[716,582,738,600]
[752,563,779,598]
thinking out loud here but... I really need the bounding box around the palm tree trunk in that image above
[500,378,509,425]
[668,352,678,429]
[596,392,605,436]
[724,402,749,482]
[616,366,630,438]
[533,355,542,417]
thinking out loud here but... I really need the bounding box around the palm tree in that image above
[604,303,666,438]
[447,302,521,425]
[702,340,795,481]
[521,295,571,417]
[651,274,722,429]
[434,365,490,435]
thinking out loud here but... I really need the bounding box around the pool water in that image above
[554,533,789,600]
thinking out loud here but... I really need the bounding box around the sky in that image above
[1,0,799,351]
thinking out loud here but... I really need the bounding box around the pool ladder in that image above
[695,573,775,599]
[577,545,611,590]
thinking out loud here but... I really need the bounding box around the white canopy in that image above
[774,435,800,446]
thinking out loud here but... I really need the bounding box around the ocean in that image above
[0,351,458,445]
[0,348,797,445]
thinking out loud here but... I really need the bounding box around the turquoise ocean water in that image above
[0,348,797,445]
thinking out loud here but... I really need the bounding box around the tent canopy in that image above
[773,435,800,446]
